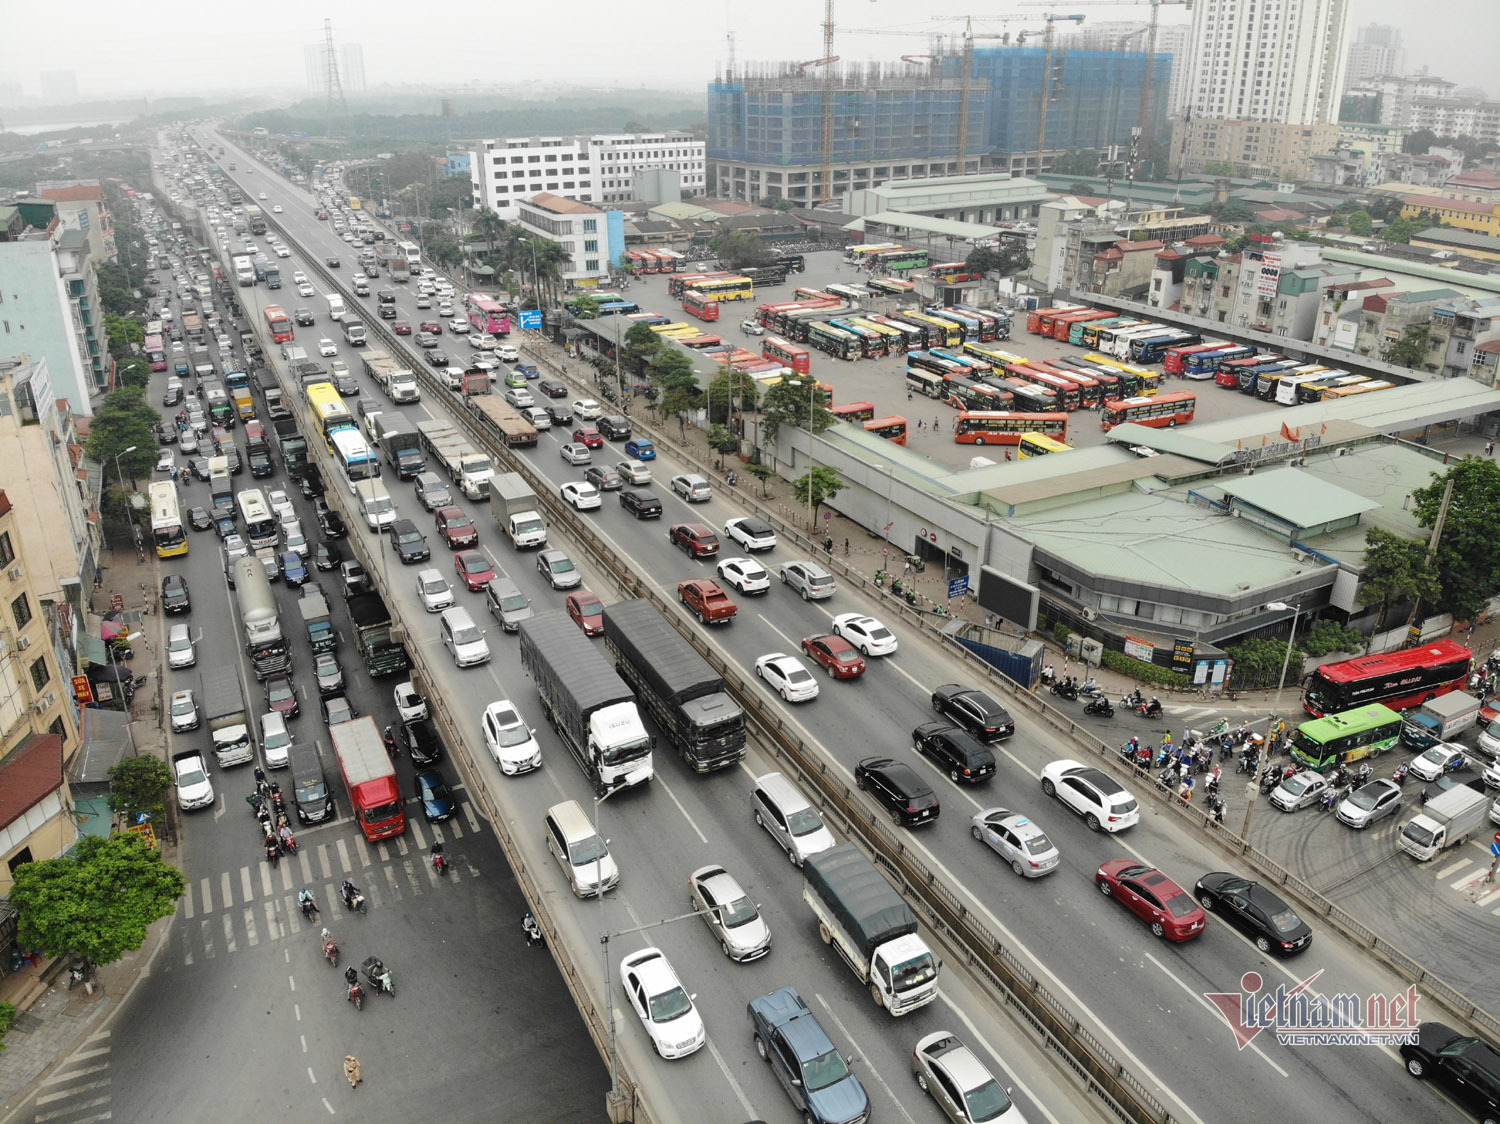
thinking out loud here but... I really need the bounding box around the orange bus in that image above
[1049,309,1114,341]
[683,291,720,322]
[863,416,908,446]
[1028,305,1085,335]
[954,411,1070,445]
[263,305,293,344]
[763,336,812,375]
[1100,391,1196,431]
[831,401,876,423]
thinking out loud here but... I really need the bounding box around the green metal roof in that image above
[848,211,1000,239]
[1104,423,1239,465]
[1216,467,1378,528]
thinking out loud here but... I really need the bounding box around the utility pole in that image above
[1403,475,1454,646]
[321,19,347,139]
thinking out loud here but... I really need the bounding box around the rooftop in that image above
[847,211,999,239]
[521,192,601,216]
[1217,467,1379,528]
[39,185,101,203]
[0,735,65,829]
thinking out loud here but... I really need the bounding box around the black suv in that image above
[598,414,631,441]
[161,574,192,614]
[314,499,347,539]
[930,683,1015,742]
[294,307,315,326]
[378,303,397,320]
[911,722,996,784]
[399,717,444,766]
[1401,1022,1500,1122]
[618,489,662,520]
[387,519,430,564]
[855,756,940,827]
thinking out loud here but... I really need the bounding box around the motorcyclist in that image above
[383,725,397,756]
[430,840,446,874]
[341,880,360,909]
[1145,697,1162,716]
[1041,664,1055,686]
[321,927,337,958]
[279,823,296,851]
[298,889,318,918]
[265,837,280,865]
[522,912,543,947]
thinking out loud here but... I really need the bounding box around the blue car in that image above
[414,769,456,822]
[280,550,309,587]
[624,438,656,461]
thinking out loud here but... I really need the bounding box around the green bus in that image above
[1289,703,1404,772]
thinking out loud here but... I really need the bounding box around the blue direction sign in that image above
[518,309,543,331]
[948,575,969,599]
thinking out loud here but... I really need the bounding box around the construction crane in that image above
[1021,0,1192,131]
[1031,14,1087,179]
[926,16,1040,176]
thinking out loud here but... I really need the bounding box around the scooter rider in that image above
[341,880,360,909]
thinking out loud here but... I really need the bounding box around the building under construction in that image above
[708,45,1171,205]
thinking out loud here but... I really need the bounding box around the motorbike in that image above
[298,891,318,920]
[264,840,280,867]
[346,981,364,1010]
[362,956,395,998]
[431,843,448,877]
[1133,700,1163,720]
[1050,680,1079,702]
[1083,696,1114,718]
[1392,763,1410,786]
[889,579,904,597]
[1077,678,1103,698]
[322,931,339,967]
[341,885,367,914]
[1260,769,1285,797]
[522,912,544,948]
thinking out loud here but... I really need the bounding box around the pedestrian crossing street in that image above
[174,800,484,966]
[29,1029,112,1124]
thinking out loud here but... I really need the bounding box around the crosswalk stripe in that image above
[463,801,480,832]
[259,861,273,898]
[183,882,195,919]
[1436,858,1472,879]
[1475,886,1500,908]
[201,918,215,959]
[408,820,427,850]
[265,900,283,943]
[34,1094,111,1122]
[199,876,212,913]
[318,843,333,880]
[36,1075,110,1103]
[244,907,258,948]
[222,912,236,954]
[240,866,254,903]
[222,870,234,908]
[355,832,373,868]
[1449,870,1480,890]
[335,837,352,873]
[297,848,313,881]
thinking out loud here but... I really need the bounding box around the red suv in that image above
[677,579,737,625]
[434,505,478,548]
[669,522,719,558]
[572,426,604,449]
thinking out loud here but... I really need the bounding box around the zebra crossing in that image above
[1433,849,1500,911]
[28,1029,113,1124]
[175,799,483,965]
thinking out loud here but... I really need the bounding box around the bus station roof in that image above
[844,212,1001,240]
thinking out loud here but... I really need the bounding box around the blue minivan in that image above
[624,438,655,461]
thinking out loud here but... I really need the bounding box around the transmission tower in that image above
[322,18,348,135]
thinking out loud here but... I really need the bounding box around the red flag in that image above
[1280,421,1299,443]
[1321,423,1328,435]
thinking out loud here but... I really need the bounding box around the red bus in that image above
[863,416,908,445]
[1050,309,1113,342]
[1027,305,1085,335]
[144,333,167,371]
[683,291,720,322]
[763,336,812,375]
[1216,354,1283,389]
[831,401,876,423]
[1032,362,1102,407]
[1163,341,1231,375]
[1303,640,1472,717]
[954,411,1070,445]
[1100,391,1196,430]
[1003,365,1082,411]
[263,305,293,344]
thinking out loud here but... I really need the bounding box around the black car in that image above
[315,500,347,539]
[378,304,397,320]
[911,722,996,784]
[313,540,342,572]
[320,693,358,726]
[294,307,315,326]
[414,769,456,823]
[1400,1022,1500,1122]
[1194,872,1313,956]
[598,414,631,441]
[855,756,940,827]
[220,445,242,475]
[930,684,1015,742]
[162,385,184,407]
[387,519,430,564]
[425,349,449,367]
[298,466,325,498]
[188,506,214,532]
[539,378,568,399]
[189,456,212,481]
[161,574,191,614]
[326,256,341,268]
[248,448,273,477]
[545,403,573,426]
[156,422,179,445]
[618,489,663,519]
[398,717,444,766]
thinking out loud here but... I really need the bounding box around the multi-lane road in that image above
[85,125,1481,1124]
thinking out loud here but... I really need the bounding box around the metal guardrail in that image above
[260,210,1500,1122]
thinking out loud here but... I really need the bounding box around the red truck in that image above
[677,579,737,625]
[331,716,406,841]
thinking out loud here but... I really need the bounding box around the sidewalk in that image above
[0,539,177,1116]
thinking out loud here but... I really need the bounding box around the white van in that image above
[439,606,490,667]
[354,479,395,530]
[261,711,292,769]
[544,800,619,897]
[752,772,836,866]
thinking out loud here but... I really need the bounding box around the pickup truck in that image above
[676,579,737,625]
[747,987,869,1124]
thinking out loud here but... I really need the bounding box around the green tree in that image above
[474,208,504,263]
[9,833,185,968]
[0,1001,14,1051]
[650,348,698,394]
[760,379,836,443]
[1383,324,1436,370]
[704,370,760,423]
[659,384,699,425]
[569,293,601,320]
[1300,619,1366,658]
[1357,527,1441,631]
[115,357,151,390]
[746,463,776,498]
[106,755,173,828]
[105,314,143,362]
[707,230,770,270]
[792,466,846,523]
[706,424,739,467]
[1412,457,1500,623]
[87,388,159,486]
[1346,210,1374,237]
[1227,637,1306,691]
[624,323,661,357]
[1383,214,1422,243]
[965,242,1031,278]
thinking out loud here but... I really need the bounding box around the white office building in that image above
[469,132,705,221]
[1343,24,1405,95]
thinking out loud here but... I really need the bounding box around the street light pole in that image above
[593,783,628,1120]
[1241,601,1302,843]
[108,630,143,755]
[114,446,139,556]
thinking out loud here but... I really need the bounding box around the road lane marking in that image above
[939,992,1067,1124]
[1435,858,1470,879]
[814,993,918,1124]
[1146,952,1287,1076]
[222,913,236,954]
[654,774,708,844]
[705,1037,756,1119]
[240,867,253,902]
[222,870,235,907]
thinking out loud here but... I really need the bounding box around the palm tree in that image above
[474,209,503,265]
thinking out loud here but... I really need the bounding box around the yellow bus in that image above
[904,312,962,348]
[1323,379,1395,400]
[1016,434,1074,458]
[149,480,188,558]
[1083,352,1160,396]
[848,317,907,352]
[305,382,354,452]
[688,277,755,302]
[347,196,361,210]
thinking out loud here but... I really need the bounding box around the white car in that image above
[561,482,602,511]
[173,750,215,812]
[739,318,765,336]
[1409,743,1468,782]
[755,653,819,703]
[970,807,1060,878]
[415,568,455,612]
[271,204,283,213]
[275,245,291,258]
[687,864,771,962]
[560,443,592,466]
[267,489,294,521]
[447,318,470,334]
[1269,769,1330,812]
[166,623,196,669]
[415,294,431,309]
[298,282,316,297]
[437,301,454,317]
[497,343,520,362]
[318,338,338,357]
[469,333,496,351]
[394,681,428,723]
[283,527,310,558]
[572,398,603,420]
[170,688,200,733]
[258,192,268,200]
[617,459,652,485]
[1040,759,1140,833]
[224,534,249,563]
[482,699,542,775]
[831,613,898,656]
[155,449,177,474]
[724,516,777,552]
[619,947,705,1060]
[717,556,770,595]
[292,271,308,285]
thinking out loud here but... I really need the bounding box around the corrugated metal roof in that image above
[1217,467,1378,527]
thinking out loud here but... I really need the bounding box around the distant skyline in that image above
[0,0,1493,107]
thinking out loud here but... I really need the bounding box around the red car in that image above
[573,427,604,449]
[393,320,413,335]
[420,320,442,335]
[566,590,605,636]
[453,549,496,592]
[677,578,737,625]
[1094,860,1206,942]
[668,522,720,559]
[264,675,300,718]
[434,505,478,548]
[800,634,866,679]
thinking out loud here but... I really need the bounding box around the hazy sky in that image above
[2,0,1494,104]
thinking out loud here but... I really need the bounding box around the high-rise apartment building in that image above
[1344,24,1405,92]
[470,133,706,222]
[38,70,77,106]
[1066,21,1193,118]
[1173,0,1350,178]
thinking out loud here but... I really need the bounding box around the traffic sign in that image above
[948,575,970,599]
[518,309,542,331]
[1491,841,1500,858]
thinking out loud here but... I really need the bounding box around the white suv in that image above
[482,700,541,775]
[1040,759,1140,833]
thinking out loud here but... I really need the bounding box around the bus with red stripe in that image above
[762,336,811,374]
[1100,391,1195,431]
[683,291,720,322]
